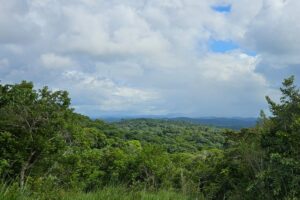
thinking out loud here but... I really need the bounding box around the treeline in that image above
[0,76,300,199]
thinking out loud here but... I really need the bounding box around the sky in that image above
[0,0,299,118]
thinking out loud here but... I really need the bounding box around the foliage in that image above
[1,76,300,199]
[115,119,226,152]
[0,81,71,188]
[259,76,300,199]
[0,183,198,200]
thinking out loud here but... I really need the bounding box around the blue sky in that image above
[209,40,257,56]
[209,40,239,52]
[212,5,231,13]
[0,0,299,118]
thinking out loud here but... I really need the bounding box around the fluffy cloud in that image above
[40,53,76,69]
[60,70,160,116]
[0,0,296,117]
[242,0,300,64]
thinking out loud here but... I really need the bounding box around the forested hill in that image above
[103,117,258,130]
[170,117,258,130]
[113,119,227,152]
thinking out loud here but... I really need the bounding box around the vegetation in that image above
[1,76,300,199]
[167,117,257,130]
[114,119,226,152]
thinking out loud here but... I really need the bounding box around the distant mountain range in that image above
[100,116,258,130]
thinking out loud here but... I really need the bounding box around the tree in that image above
[260,76,300,199]
[0,81,71,188]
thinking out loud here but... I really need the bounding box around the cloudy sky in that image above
[0,0,299,118]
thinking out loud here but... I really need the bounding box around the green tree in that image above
[260,76,300,199]
[0,81,71,188]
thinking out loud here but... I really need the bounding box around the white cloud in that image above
[148,52,269,117]
[60,70,160,116]
[237,0,300,67]
[40,53,76,69]
[200,52,263,82]
[0,0,296,117]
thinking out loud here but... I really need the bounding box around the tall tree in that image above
[261,76,300,199]
[0,81,71,188]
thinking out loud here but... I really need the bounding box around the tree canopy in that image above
[1,76,300,200]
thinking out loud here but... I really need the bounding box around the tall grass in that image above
[0,182,26,200]
[62,187,196,200]
[0,184,204,200]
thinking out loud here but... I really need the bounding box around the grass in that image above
[0,184,204,200]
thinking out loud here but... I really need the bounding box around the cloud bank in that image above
[0,0,298,117]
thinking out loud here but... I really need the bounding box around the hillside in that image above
[103,116,258,130]
[113,118,227,152]
[170,117,258,130]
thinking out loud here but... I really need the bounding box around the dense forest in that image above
[166,117,257,130]
[1,76,300,200]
